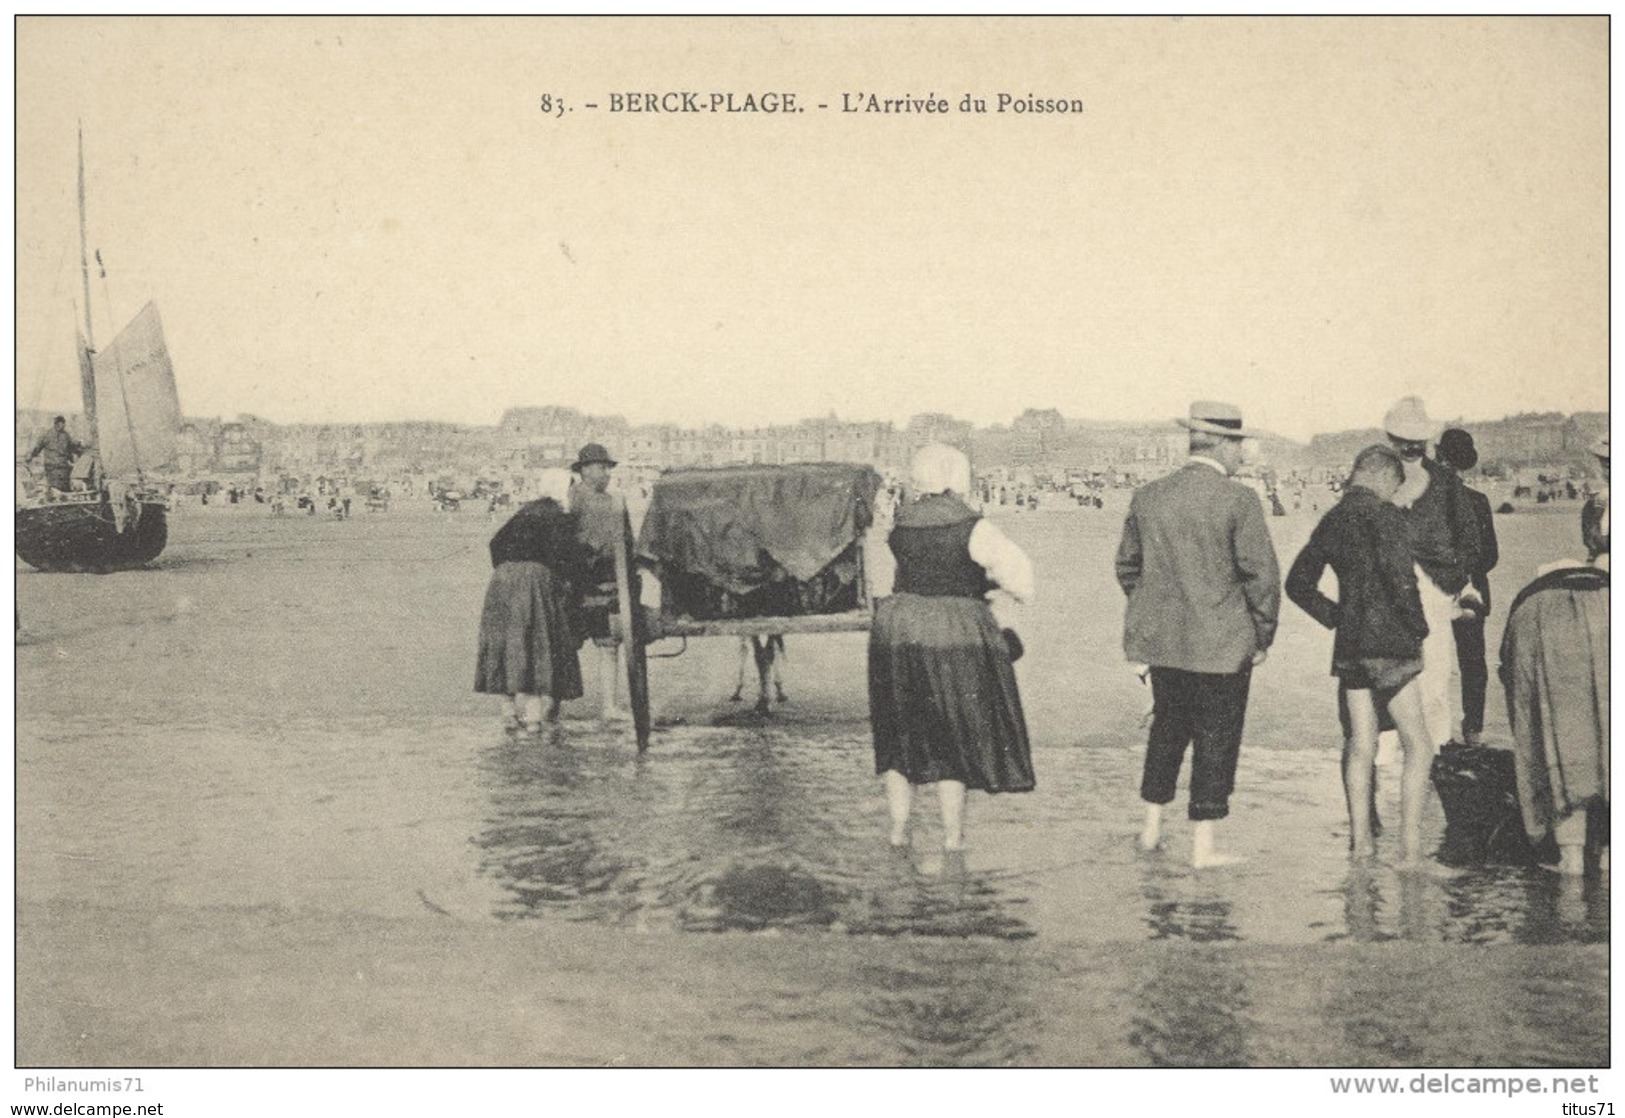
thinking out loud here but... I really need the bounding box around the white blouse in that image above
[967,518,1035,603]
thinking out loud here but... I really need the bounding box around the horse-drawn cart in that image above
[608,462,882,751]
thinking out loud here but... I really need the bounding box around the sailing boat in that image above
[15,132,180,573]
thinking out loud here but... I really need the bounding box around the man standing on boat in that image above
[24,415,87,494]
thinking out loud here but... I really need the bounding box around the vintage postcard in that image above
[11,15,1609,1110]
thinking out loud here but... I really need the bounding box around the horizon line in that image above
[14,402,1607,445]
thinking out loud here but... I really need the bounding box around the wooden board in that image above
[612,496,652,753]
[654,611,873,638]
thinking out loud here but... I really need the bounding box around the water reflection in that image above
[1336,865,1396,943]
[473,729,645,923]
[1512,871,1610,945]
[1142,889,1242,943]
[470,725,1036,938]
[845,849,1035,939]
[463,721,1605,949]
[1327,862,1610,946]
[1122,877,1252,1064]
[1127,942,1252,1066]
[857,939,1039,1066]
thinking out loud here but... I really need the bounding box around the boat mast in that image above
[76,124,97,436]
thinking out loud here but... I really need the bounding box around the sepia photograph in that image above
[10,13,1610,1108]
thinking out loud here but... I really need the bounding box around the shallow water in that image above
[14,498,1609,1065]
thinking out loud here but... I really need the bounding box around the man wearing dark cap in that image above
[1437,428,1498,747]
[570,442,632,721]
[1116,401,1281,868]
[25,415,86,493]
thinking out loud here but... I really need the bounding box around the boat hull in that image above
[15,497,169,573]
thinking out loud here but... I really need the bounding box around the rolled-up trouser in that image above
[1414,566,1459,749]
[1141,666,1252,821]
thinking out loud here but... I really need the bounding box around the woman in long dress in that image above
[869,444,1036,851]
[475,469,592,732]
[1500,437,1611,876]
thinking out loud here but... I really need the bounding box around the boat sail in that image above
[90,301,182,480]
[15,134,179,573]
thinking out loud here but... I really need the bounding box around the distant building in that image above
[116,403,1604,491]
[216,422,261,473]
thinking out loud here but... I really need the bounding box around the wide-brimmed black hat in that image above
[1437,428,1478,471]
[571,442,617,471]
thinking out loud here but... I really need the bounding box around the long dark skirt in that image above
[869,593,1035,792]
[474,562,585,700]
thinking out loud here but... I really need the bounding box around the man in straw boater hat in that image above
[1115,401,1281,868]
[569,442,633,722]
[1381,397,1483,760]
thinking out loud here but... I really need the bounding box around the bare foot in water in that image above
[600,706,633,723]
[1138,830,1163,853]
[1192,851,1247,869]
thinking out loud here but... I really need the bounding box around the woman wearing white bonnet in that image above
[474,468,593,732]
[869,443,1036,852]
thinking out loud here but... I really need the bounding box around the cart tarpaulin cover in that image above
[639,463,881,619]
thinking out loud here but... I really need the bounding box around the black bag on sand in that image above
[1429,744,1549,866]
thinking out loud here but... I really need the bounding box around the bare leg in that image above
[730,637,747,702]
[599,644,629,721]
[518,693,543,731]
[1139,803,1164,852]
[1548,808,1588,876]
[938,780,968,850]
[883,770,913,846]
[1192,819,1245,868]
[1388,681,1455,875]
[752,636,772,714]
[770,635,788,702]
[501,696,520,731]
[1342,689,1380,859]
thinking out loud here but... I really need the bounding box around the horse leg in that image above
[751,636,774,715]
[730,637,747,701]
[770,634,788,702]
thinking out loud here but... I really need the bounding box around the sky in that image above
[13,16,1609,442]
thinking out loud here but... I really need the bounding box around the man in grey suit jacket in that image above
[1115,401,1282,867]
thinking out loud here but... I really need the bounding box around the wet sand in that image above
[14,495,1609,1066]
